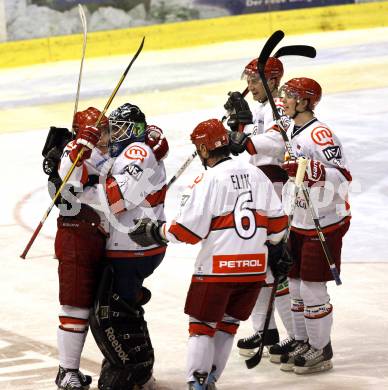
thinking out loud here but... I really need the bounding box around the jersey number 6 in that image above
[233,191,256,239]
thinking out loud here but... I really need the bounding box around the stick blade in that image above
[245,352,262,369]
[274,45,316,59]
[258,30,284,72]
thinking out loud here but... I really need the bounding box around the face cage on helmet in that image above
[109,120,145,143]
[241,69,261,82]
[279,85,303,101]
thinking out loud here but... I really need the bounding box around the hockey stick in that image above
[71,4,88,135]
[167,150,197,189]
[168,85,250,189]
[237,44,316,101]
[169,33,285,189]
[246,157,308,369]
[257,36,342,286]
[20,37,146,259]
[274,45,316,59]
[246,275,279,369]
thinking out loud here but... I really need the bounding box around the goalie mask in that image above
[108,103,147,157]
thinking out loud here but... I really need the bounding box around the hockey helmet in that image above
[190,119,229,151]
[242,57,284,86]
[108,103,147,157]
[73,107,109,134]
[280,77,322,110]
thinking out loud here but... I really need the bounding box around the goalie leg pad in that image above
[90,266,154,389]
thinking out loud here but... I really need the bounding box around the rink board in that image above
[1,1,388,68]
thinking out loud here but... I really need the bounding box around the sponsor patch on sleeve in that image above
[323,145,342,161]
[124,163,143,181]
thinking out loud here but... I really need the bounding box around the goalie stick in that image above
[20,37,146,260]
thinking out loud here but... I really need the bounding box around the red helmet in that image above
[281,78,322,110]
[242,57,284,85]
[73,107,109,134]
[190,119,229,151]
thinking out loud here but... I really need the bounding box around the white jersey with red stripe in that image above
[283,118,352,235]
[58,140,113,232]
[104,142,167,258]
[164,158,287,283]
[244,98,289,167]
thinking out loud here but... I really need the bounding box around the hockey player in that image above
[48,106,169,390]
[275,77,351,374]
[224,57,294,358]
[128,119,292,389]
[53,107,110,390]
[88,103,168,390]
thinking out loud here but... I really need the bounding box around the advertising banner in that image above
[29,0,151,13]
[193,0,355,15]
[3,0,382,42]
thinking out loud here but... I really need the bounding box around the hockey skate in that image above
[269,337,298,363]
[55,366,92,390]
[188,371,208,390]
[280,340,309,372]
[206,365,217,390]
[237,328,279,357]
[293,342,333,374]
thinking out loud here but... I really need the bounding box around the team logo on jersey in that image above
[323,145,342,161]
[124,145,148,162]
[124,163,143,180]
[311,127,334,146]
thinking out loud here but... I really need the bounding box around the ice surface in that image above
[0,28,387,389]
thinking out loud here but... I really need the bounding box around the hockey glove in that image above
[43,146,62,175]
[282,159,326,187]
[224,91,253,132]
[229,131,249,156]
[145,125,169,161]
[227,112,253,132]
[129,218,168,247]
[267,242,294,279]
[42,126,72,158]
[69,125,101,165]
[224,91,250,113]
